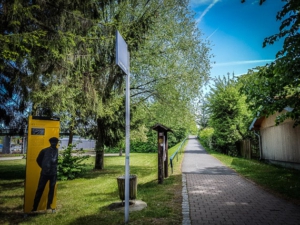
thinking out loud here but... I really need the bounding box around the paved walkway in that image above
[182,136,300,225]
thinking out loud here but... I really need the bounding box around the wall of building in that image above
[59,138,95,150]
[260,117,300,167]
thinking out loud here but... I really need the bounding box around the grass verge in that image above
[0,143,185,225]
[200,140,300,205]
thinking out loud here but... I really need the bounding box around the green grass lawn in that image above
[0,143,185,225]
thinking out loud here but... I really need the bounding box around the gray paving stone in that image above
[182,136,300,225]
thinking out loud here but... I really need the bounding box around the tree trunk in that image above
[94,117,108,170]
[94,138,104,170]
[94,150,104,169]
[68,127,74,146]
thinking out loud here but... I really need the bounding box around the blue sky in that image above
[190,0,285,78]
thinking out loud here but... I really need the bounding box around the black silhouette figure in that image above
[32,137,59,212]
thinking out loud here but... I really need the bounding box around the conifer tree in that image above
[0,0,211,169]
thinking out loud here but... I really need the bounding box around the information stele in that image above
[24,116,60,213]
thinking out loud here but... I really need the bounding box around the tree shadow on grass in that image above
[0,207,57,225]
[0,181,24,191]
[0,173,182,225]
[0,154,182,224]
[80,168,122,179]
[69,174,182,225]
[0,205,28,225]
[0,164,26,180]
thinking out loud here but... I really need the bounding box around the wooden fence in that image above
[237,139,259,159]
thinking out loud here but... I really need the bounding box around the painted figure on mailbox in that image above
[32,137,59,212]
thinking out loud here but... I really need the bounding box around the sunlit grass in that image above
[0,142,185,225]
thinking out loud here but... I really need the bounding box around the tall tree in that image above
[0,0,103,125]
[0,0,159,169]
[129,0,210,138]
[207,74,252,155]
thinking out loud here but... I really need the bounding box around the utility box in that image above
[152,124,173,184]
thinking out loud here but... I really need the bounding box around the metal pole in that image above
[124,56,130,224]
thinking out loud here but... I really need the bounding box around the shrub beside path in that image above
[181,136,300,225]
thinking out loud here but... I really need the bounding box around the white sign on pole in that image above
[116,31,129,75]
[116,30,130,224]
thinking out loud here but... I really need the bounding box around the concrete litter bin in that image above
[117,175,137,202]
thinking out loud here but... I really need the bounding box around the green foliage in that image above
[196,96,210,130]
[1,0,211,170]
[171,127,188,142]
[166,134,178,148]
[130,126,187,153]
[199,127,214,148]
[57,145,90,181]
[207,74,252,154]
[131,141,157,153]
[240,0,300,127]
[105,147,120,153]
[130,124,148,143]
[240,63,300,127]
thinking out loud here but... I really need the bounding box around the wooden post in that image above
[158,132,164,184]
[152,124,173,184]
[164,132,168,178]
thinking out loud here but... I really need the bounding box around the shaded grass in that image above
[201,140,300,205]
[0,144,184,225]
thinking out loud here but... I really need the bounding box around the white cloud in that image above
[206,28,219,39]
[214,59,274,67]
[195,0,220,24]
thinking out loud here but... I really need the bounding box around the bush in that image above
[130,127,188,153]
[199,127,214,148]
[228,144,239,157]
[167,133,179,148]
[131,141,156,153]
[57,145,90,181]
[105,147,120,153]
